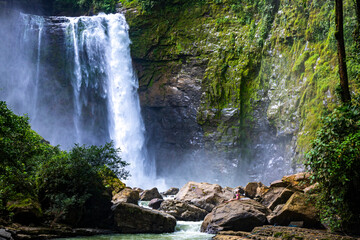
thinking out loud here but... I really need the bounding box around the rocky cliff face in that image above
[121,0,359,187]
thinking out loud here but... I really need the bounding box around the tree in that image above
[0,101,50,214]
[305,98,360,233]
[335,0,351,103]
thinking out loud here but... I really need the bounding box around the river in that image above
[63,221,214,240]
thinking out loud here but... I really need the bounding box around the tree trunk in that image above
[335,0,351,103]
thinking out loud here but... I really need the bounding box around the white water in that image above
[64,13,166,190]
[63,221,213,240]
[1,12,166,190]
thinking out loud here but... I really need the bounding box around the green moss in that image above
[124,0,360,162]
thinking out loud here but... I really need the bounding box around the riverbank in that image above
[214,226,360,240]
[1,172,360,239]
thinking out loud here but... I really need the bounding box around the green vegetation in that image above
[43,0,119,15]
[0,101,128,226]
[305,97,360,233]
[121,0,359,161]
[121,1,360,234]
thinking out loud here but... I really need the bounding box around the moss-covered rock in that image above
[7,198,43,225]
[121,0,360,185]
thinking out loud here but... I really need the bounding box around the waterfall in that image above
[64,13,165,189]
[0,11,164,190]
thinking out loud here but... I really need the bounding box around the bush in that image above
[36,143,129,226]
[46,0,117,15]
[0,101,51,215]
[305,97,360,233]
[0,101,129,226]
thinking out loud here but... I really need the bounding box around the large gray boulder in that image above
[175,181,233,212]
[158,199,208,221]
[140,187,163,201]
[112,202,176,233]
[162,187,179,196]
[112,188,140,205]
[148,198,164,209]
[201,199,271,234]
[267,192,322,228]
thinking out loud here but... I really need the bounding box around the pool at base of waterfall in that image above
[63,221,213,240]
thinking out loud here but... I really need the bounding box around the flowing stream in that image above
[63,221,213,240]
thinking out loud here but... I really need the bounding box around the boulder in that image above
[112,202,176,233]
[6,199,42,225]
[244,182,268,199]
[267,192,322,228]
[112,188,140,205]
[162,187,179,196]
[201,199,271,234]
[0,229,14,240]
[269,179,289,188]
[140,187,163,201]
[175,182,233,212]
[267,188,294,210]
[281,172,312,191]
[158,199,208,221]
[133,187,144,192]
[148,198,164,209]
[261,187,290,208]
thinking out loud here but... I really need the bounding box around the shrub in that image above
[0,101,129,226]
[0,101,51,215]
[305,97,360,233]
[36,142,129,226]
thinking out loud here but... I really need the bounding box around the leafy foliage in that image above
[36,143,128,226]
[0,101,128,225]
[305,97,360,233]
[0,101,51,213]
[45,0,118,15]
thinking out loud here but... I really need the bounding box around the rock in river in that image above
[158,199,208,221]
[112,202,176,233]
[140,187,163,201]
[201,199,271,234]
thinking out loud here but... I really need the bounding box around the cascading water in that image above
[64,14,165,189]
[0,11,164,189]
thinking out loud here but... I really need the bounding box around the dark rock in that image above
[244,182,268,199]
[267,188,294,210]
[162,187,179,196]
[201,199,271,234]
[260,187,287,208]
[267,192,322,228]
[148,198,164,209]
[133,187,144,192]
[214,226,358,240]
[175,181,233,212]
[269,179,289,188]
[140,187,163,201]
[77,192,113,228]
[158,199,208,221]
[7,199,42,225]
[6,226,114,240]
[112,202,176,233]
[112,188,140,205]
[0,229,14,240]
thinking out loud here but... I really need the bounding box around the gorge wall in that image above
[120,0,359,187]
[1,0,359,189]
